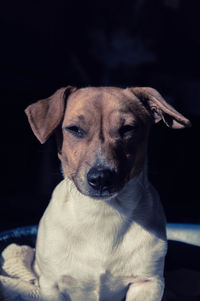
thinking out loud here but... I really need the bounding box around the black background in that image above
[0,0,200,231]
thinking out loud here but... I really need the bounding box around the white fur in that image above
[35,166,167,301]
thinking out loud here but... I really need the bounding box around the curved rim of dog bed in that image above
[0,223,200,248]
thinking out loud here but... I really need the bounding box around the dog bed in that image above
[0,224,200,301]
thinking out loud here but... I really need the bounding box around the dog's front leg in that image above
[125,277,164,301]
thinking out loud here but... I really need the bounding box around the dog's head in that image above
[25,86,191,199]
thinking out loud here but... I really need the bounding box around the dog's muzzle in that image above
[87,167,118,196]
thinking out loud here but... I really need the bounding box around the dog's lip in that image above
[88,191,119,200]
[87,184,123,199]
[78,188,119,200]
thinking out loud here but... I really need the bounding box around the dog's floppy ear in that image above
[25,86,76,143]
[130,87,191,129]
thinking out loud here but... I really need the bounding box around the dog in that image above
[25,86,191,301]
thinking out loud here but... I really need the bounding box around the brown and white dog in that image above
[25,86,191,301]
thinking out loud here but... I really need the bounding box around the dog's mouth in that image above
[85,189,119,200]
[78,187,120,200]
[73,176,126,200]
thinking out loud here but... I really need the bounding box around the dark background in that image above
[0,0,200,231]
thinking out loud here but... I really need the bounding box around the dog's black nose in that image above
[87,167,116,191]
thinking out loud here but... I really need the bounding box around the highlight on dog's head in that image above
[25,86,191,199]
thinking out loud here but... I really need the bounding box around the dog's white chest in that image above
[36,178,167,301]
[37,195,134,300]
[58,211,131,300]
[53,235,131,301]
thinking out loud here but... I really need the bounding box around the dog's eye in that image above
[119,125,137,138]
[65,126,85,138]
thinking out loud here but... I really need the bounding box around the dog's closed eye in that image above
[65,126,85,138]
[119,124,138,138]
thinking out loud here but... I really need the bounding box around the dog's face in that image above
[25,86,191,199]
[59,88,152,198]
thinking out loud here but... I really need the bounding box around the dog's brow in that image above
[109,109,136,123]
[68,115,86,124]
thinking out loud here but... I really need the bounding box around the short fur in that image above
[25,86,191,301]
